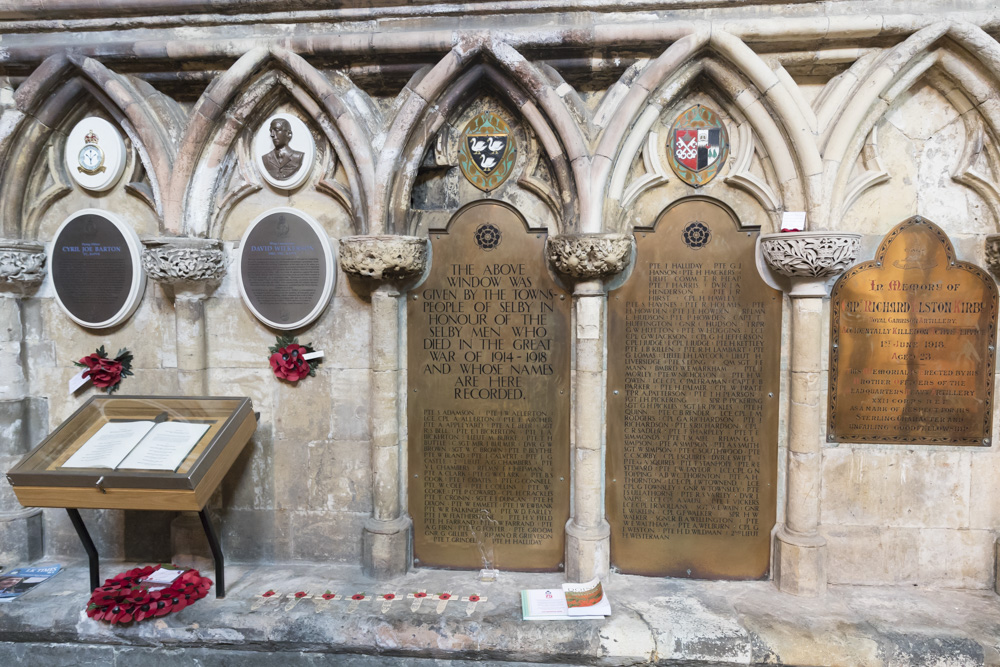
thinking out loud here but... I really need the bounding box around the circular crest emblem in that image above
[474,222,502,251]
[667,105,729,188]
[459,112,517,192]
[682,221,711,249]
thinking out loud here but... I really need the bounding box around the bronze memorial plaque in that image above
[607,198,781,579]
[408,201,571,571]
[829,216,997,445]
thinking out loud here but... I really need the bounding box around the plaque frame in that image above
[64,116,128,193]
[50,208,147,329]
[236,207,335,330]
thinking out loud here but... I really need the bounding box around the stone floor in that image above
[0,560,998,666]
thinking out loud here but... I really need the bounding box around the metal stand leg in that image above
[198,509,225,598]
[66,508,99,591]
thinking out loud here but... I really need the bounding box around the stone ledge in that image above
[0,562,997,665]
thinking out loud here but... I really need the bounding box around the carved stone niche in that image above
[0,240,47,290]
[339,235,428,281]
[986,234,1000,280]
[141,238,227,289]
[546,233,633,280]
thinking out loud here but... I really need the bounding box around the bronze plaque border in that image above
[828,216,998,446]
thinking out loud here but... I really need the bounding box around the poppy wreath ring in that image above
[86,565,212,624]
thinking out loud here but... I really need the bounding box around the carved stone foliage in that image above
[546,234,633,279]
[141,238,226,284]
[759,231,862,278]
[986,235,1000,280]
[339,235,427,280]
[0,240,47,285]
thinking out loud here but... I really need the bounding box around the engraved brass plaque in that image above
[407,201,571,571]
[829,216,998,445]
[607,198,781,579]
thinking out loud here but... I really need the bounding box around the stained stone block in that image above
[306,439,371,512]
[213,508,292,563]
[218,430,275,511]
[206,297,279,367]
[274,371,335,442]
[0,509,42,566]
[329,369,370,441]
[43,507,126,561]
[290,510,367,561]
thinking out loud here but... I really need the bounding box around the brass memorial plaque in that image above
[407,201,570,570]
[829,216,997,445]
[607,198,781,579]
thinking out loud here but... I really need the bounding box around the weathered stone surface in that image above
[0,240,45,286]
[546,233,632,279]
[339,235,427,280]
[141,237,227,285]
[760,231,862,278]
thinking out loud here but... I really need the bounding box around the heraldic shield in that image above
[459,112,517,192]
[667,105,729,187]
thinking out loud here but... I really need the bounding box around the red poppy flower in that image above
[78,353,123,388]
[438,593,451,600]
[263,590,277,597]
[413,592,427,598]
[382,593,395,600]
[351,594,365,601]
[321,592,336,600]
[269,344,312,382]
[294,591,308,598]
[468,595,480,602]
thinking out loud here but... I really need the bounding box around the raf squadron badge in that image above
[667,105,729,187]
[458,112,517,192]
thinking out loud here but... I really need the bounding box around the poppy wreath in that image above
[86,565,212,625]
[268,335,321,383]
[74,345,133,394]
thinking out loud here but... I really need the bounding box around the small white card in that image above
[68,369,90,395]
[781,211,806,230]
[302,351,324,361]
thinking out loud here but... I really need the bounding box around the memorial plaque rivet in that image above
[613,390,619,395]
[768,392,773,398]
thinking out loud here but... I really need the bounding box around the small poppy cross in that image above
[377,592,397,613]
[435,592,453,614]
[284,591,311,612]
[461,593,486,615]
[313,591,340,613]
[407,590,428,612]
[347,592,369,613]
[251,589,280,612]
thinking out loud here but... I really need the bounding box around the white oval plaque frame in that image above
[252,113,316,191]
[51,209,146,329]
[64,117,128,193]
[236,207,335,330]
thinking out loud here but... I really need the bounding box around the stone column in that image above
[985,235,1000,595]
[547,234,632,582]
[141,238,226,395]
[759,231,860,596]
[0,240,47,566]
[141,237,226,568]
[340,235,427,579]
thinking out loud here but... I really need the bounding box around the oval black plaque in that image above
[237,208,334,330]
[51,210,145,328]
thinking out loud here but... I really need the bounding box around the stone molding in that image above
[0,240,46,286]
[546,233,633,280]
[759,231,861,279]
[141,237,226,285]
[986,235,1000,280]
[339,235,427,281]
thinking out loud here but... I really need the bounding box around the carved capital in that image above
[760,232,861,279]
[0,240,46,287]
[339,235,427,281]
[986,235,1000,280]
[141,238,226,286]
[546,234,633,280]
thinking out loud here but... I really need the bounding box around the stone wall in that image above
[1,0,999,592]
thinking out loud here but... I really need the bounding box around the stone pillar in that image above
[760,231,860,596]
[141,237,226,566]
[340,235,427,579]
[0,240,47,566]
[547,234,632,582]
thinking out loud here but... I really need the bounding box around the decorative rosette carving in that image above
[759,231,861,278]
[986,235,1000,280]
[546,233,633,279]
[339,235,427,280]
[0,240,46,286]
[141,238,226,285]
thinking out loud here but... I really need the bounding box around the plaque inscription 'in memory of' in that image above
[829,216,997,445]
[407,201,570,571]
[607,198,781,579]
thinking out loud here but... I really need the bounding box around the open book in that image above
[62,421,210,472]
[521,577,611,620]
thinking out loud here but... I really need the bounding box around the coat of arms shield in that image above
[667,105,729,187]
[459,112,517,192]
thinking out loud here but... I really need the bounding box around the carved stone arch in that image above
[824,21,1000,228]
[595,28,821,234]
[377,39,588,236]
[0,52,181,238]
[606,56,797,234]
[174,46,375,237]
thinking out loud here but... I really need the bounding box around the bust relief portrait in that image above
[253,113,315,190]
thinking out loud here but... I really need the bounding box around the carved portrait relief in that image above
[253,113,315,190]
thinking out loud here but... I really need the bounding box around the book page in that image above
[61,421,155,469]
[117,422,211,471]
[563,578,610,616]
